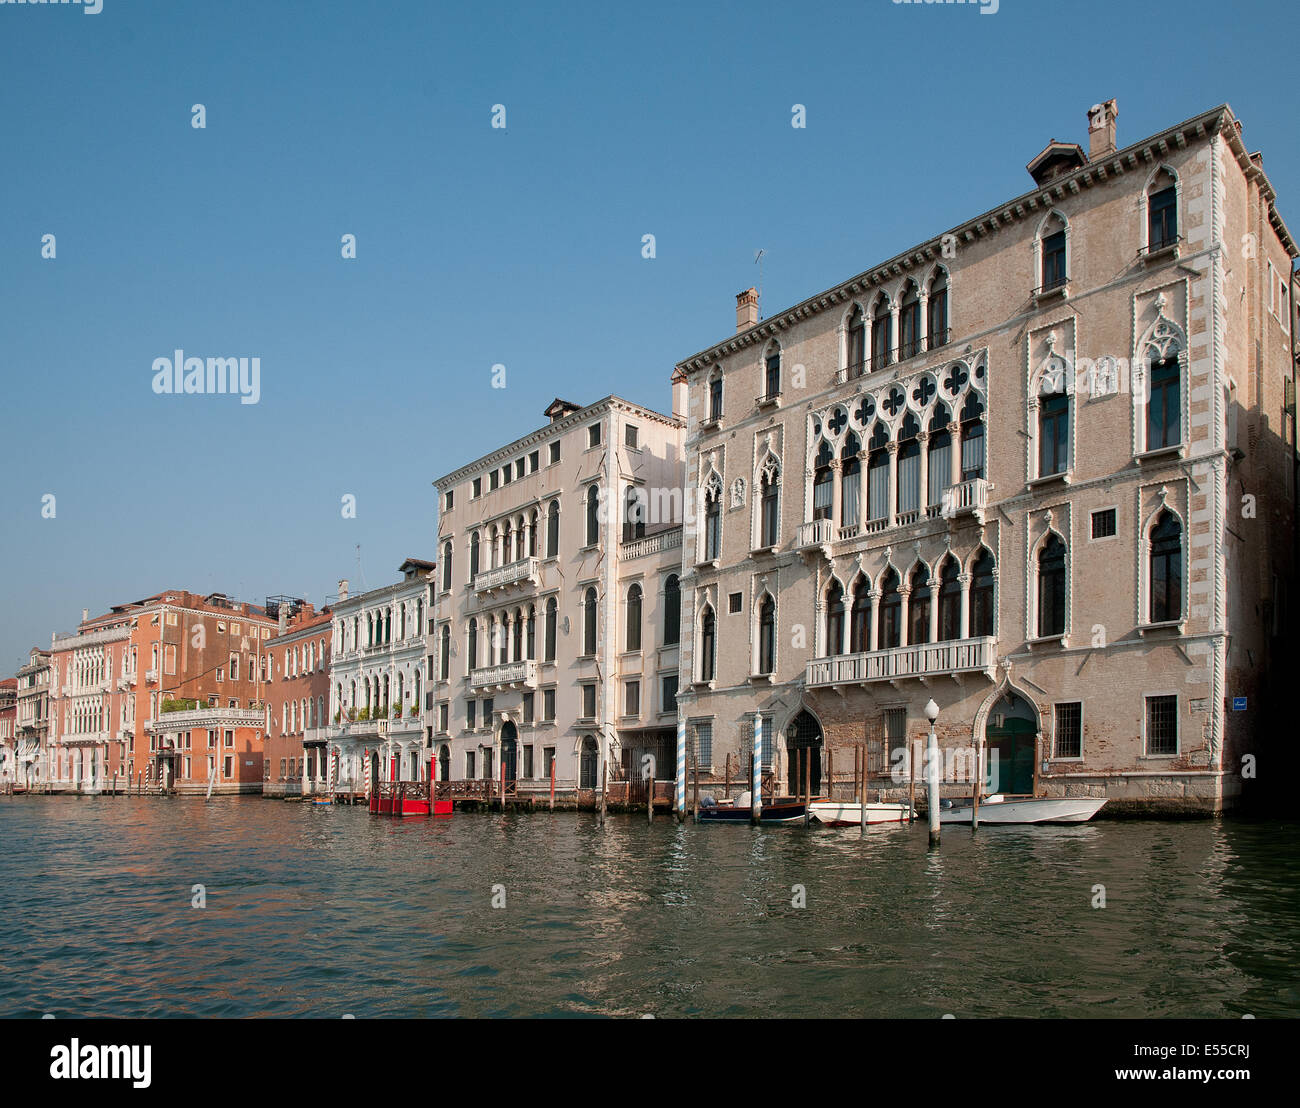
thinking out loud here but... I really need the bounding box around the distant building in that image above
[0,678,17,787]
[14,648,50,790]
[262,598,333,798]
[325,561,435,796]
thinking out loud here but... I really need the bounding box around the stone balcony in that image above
[806,635,996,688]
[469,659,538,692]
[473,556,540,595]
[797,478,989,555]
[620,528,683,561]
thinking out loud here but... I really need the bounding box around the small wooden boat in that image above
[697,796,808,824]
[309,796,333,806]
[808,800,914,826]
[938,794,1107,825]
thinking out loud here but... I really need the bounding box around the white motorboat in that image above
[807,800,915,826]
[938,794,1107,824]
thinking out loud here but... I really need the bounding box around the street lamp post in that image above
[924,697,941,847]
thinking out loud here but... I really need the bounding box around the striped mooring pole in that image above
[750,713,763,824]
[675,717,687,822]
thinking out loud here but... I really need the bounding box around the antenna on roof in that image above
[356,544,368,593]
[754,249,765,320]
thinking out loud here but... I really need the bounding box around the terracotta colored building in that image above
[262,598,333,798]
[0,678,16,788]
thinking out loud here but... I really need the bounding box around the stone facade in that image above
[670,103,1297,815]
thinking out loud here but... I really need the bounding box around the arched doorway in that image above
[785,710,823,795]
[500,721,518,782]
[579,737,598,790]
[984,691,1038,795]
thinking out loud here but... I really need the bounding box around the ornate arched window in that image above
[879,568,902,650]
[703,473,722,560]
[846,304,867,377]
[937,557,961,640]
[1036,535,1067,638]
[928,268,949,348]
[870,295,892,371]
[699,605,716,682]
[759,457,780,547]
[825,579,846,656]
[1037,377,1068,477]
[663,574,681,645]
[960,392,986,481]
[1039,211,1068,292]
[583,587,598,655]
[758,594,776,675]
[546,499,560,558]
[708,370,723,422]
[897,413,922,517]
[928,404,952,507]
[1149,511,1183,623]
[763,343,782,401]
[840,433,861,529]
[867,422,890,523]
[899,281,922,360]
[909,564,932,645]
[812,440,834,522]
[1147,168,1178,252]
[526,605,536,659]
[849,574,871,653]
[626,584,643,652]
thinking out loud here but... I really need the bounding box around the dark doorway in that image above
[579,737,598,790]
[785,710,823,795]
[501,721,518,782]
[438,745,450,783]
[985,692,1038,795]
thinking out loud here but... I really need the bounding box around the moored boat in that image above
[697,795,808,824]
[807,800,914,826]
[938,794,1107,825]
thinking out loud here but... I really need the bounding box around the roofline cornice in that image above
[674,104,1295,377]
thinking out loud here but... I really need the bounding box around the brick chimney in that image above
[338,578,349,602]
[736,287,759,332]
[1087,99,1118,162]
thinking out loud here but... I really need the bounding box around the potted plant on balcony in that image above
[347,707,357,722]
[333,710,341,724]
[357,707,370,722]
[391,705,401,720]
[408,706,418,718]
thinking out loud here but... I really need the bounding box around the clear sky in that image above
[1,0,1296,671]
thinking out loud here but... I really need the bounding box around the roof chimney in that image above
[736,288,759,332]
[1087,99,1118,162]
[338,578,349,602]
[278,605,288,636]
[82,608,89,623]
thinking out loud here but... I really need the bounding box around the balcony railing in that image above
[469,659,538,691]
[621,529,682,560]
[473,557,539,595]
[941,477,988,519]
[796,518,835,550]
[806,636,995,687]
[144,669,158,684]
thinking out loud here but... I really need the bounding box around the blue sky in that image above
[1,0,1296,671]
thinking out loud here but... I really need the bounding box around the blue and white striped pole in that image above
[675,717,687,822]
[751,713,763,824]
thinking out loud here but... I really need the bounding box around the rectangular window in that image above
[728,592,743,614]
[229,652,239,682]
[1053,702,1082,758]
[216,667,224,683]
[501,465,511,485]
[581,683,596,719]
[467,700,477,729]
[624,680,640,717]
[884,708,907,763]
[692,720,713,768]
[588,423,602,448]
[482,697,494,727]
[529,450,540,472]
[1146,695,1177,755]
[1039,392,1069,476]
[472,477,481,497]
[1148,186,1177,251]
[625,425,639,449]
[1091,508,1117,539]
[523,745,534,779]
[1042,231,1067,291]
[709,378,723,422]
[489,471,499,491]
[466,751,476,778]
[224,756,233,778]
[522,692,534,725]
[438,703,448,733]
[544,747,555,778]
[543,688,556,722]
[163,643,177,676]
[662,674,678,714]
[515,458,525,479]
[764,353,781,398]
[445,490,454,511]
[548,441,560,465]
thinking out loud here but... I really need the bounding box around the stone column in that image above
[898,586,911,649]
[830,460,843,530]
[918,431,930,514]
[950,420,963,490]
[929,580,940,644]
[869,590,881,652]
[887,442,899,527]
[959,573,972,639]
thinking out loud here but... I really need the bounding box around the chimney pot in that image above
[1087,99,1118,162]
[338,578,349,602]
[736,287,759,332]
[82,608,89,623]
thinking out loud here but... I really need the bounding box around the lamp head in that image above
[924,698,940,723]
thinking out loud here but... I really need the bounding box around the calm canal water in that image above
[0,796,1296,1018]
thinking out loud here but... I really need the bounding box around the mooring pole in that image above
[925,699,941,847]
[675,717,686,823]
[549,754,555,811]
[599,759,607,827]
[750,713,762,824]
[692,753,699,824]
[971,737,981,831]
[908,739,916,823]
[647,754,654,824]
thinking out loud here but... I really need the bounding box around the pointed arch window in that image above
[899,282,922,360]
[1037,535,1067,638]
[957,392,984,482]
[758,595,776,675]
[626,584,643,652]
[585,485,600,547]
[1148,170,1178,252]
[867,423,890,523]
[441,542,452,592]
[938,558,962,640]
[467,619,478,672]
[909,565,932,645]
[663,574,681,645]
[764,346,781,400]
[759,461,780,547]
[700,606,716,682]
[704,478,722,560]
[469,531,480,580]
[439,624,450,680]
[928,269,949,348]
[526,605,536,659]
[897,413,922,516]
[544,597,558,662]
[546,499,560,558]
[840,433,861,529]
[849,576,872,653]
[879,568,902,649]
[709,374,723,422]
[1039,390,1069,477]
[1147,357,1181,450]
[582,587,598,656]
[1149,511,1183,623]
[846,305,867,377]
[825,580,846,656]
[928,405,953,507]
[870,296,893,371]
[812,440,834,522]
[1040,214,1068,292]
[512,609,524,661]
